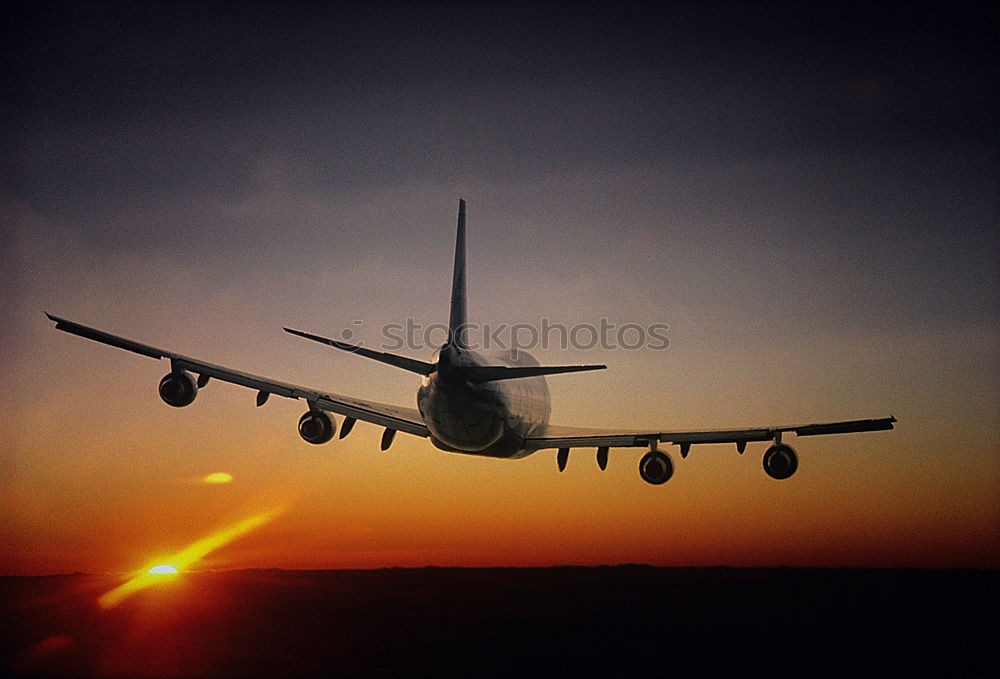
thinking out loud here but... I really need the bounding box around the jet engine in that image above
[763,444,798,480]
[639,450,673,485]
[158,371,198,407]
[298,410,335,445]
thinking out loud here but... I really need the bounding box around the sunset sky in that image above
[3,2,997,574]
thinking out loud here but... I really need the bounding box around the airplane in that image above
[46,200,895,485]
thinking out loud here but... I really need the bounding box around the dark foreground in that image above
[1,567,995,678]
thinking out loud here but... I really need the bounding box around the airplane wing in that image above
[525,417,896,456]
[45,314,430,438]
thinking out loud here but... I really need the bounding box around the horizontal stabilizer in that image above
[284,327,435,375]
[464,364,606,383]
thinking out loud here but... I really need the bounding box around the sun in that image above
[99,508,283,608]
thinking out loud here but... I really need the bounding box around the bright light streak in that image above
[148,564,178,575]
[203,472,233,484]
[99,508,282,608]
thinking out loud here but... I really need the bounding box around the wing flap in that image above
[791,417,896,436]
[524,434,648,449]
[48,314,167,360]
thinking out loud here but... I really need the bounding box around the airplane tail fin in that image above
[448,199,468,348]
[286,201,607,383]
[285,200,469,373]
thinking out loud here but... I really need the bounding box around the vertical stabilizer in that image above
[449,199,468,348]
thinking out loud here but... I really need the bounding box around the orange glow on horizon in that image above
[98,508,283,608]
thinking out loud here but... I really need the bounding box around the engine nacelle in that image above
[639,450,674,485]
[763,444,798,480]
[158,371,198,407]
[298,410,335,445]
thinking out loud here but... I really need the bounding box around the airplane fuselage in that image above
[417,344,550,458]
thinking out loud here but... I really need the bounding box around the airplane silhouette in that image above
[47,200,895,484]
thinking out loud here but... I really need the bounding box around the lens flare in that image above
[99,508,282,608]
[203,472,233,484]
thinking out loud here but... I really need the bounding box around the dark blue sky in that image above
[7,2,995,321]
